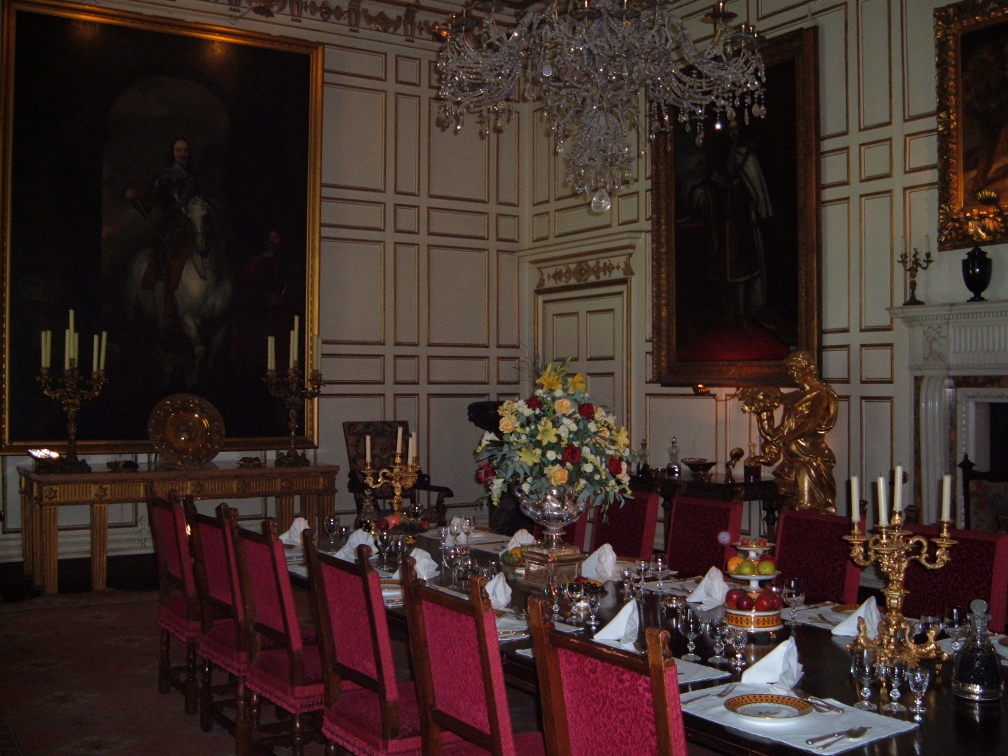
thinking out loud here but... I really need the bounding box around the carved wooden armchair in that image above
[342,421,453,526]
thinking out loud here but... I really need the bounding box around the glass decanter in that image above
[951,599,1005,702]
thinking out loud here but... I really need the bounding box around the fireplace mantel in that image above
[891,301,1008,524]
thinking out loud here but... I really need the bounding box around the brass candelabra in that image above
[265,364,322,467]
[844,509,956,668]
[36,363,107,473]
[896,246,933,306]
[362,452,419,518]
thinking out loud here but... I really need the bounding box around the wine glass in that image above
[621,567,636,598]
[727,626,748,672]
[661,593,685,629]
[461,515,474,546]
[545,575,562,622]
[880,660,907,713]
[566,581,586,625]
[907,664,931,718]
[678,608,703,662]
[705,617,729,667]
[448,519,462,547]
[438,526,450,564]
[634,559,649,585]
[781,577,805,626]
[944,606,969,655]
[321,515,339,552]
[651,555,668,591]
[849,647,877,711]
[335,525,350,549]
[374,530,392,570]
[443,545,460,589]
[585,584,604,630]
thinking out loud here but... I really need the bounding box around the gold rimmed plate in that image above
[148,393,225,468]
[724,694,813,721]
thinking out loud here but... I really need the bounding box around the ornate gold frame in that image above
[1,0,323,454]
[651,28,820,387]
[935,0,1008,250]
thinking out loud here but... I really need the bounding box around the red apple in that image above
[754,590,778,611]
[725,588,747,609]
[737,595,755,611]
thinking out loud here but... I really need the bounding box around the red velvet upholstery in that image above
[404,575,546,755]
[305,535,430,755]
[235,519,324,755]
[147,494,201,715]
[528,598,687,756]
[774,508,861,605]
[664,496,743,578]
[902,524,1008,633]
[533,510,590,552]
[591,490,661,560]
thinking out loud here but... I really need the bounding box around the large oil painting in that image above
[936,0,1008,249]
[651,27,820,387]
[1,0,322,452]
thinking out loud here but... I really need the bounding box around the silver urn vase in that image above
[512,484,586,587]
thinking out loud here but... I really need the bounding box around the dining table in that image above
[293,529,1008,755]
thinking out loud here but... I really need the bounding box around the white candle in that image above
[941,474,952,522]
[365,434,372,466]
[43,330,51,370]
[68,308,75,336]
[288,329,296,368]
[292,315,300,366]
[92,334,99,373]
[99,331,107,370]
[396,426,403,455]
[73,332,80,364]
[40,331,46,370]
[850,476,860,522]
[64,330,70,371]
[313,334,321,371]
[408,432,416,464]
[267,336,275,372]
[893,465,903,512]
[877,476,889,527]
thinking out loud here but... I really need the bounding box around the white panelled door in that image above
[538,286,627,423]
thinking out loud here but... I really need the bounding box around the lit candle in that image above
[877,476,889,527]
[365,434,371,466]
[68,308,75,336]
[313,334,321,371]
[850,476,860,523]
[267,336,275,372]
[92,333,99,373]
[99,331,107,370]
[893,465,903,512]
[941,474,952,522]
[396,426,403,455]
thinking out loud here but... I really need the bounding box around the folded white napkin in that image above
[581,543,620,581]
[831,596,882,638]
[392,548,439,580]
[485,571,512,610]
[279,516,310,547]
[741,636,803,690]
[594,599,639,644]
[334,529,376,563]
[686,566,729,610]
[507,528,537,551]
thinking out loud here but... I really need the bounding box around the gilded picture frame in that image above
[1,0,323,453]
[935,0,1008,250]
[651,27,820,388]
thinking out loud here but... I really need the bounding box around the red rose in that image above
[561,444,582,464]
[607,456,624,476]
[578,402,596,420]
[475,463,495,483]
[526,396,542,410]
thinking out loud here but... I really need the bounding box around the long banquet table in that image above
[310,532,1008,755]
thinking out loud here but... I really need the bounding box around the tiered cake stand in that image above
[724,541,783,633]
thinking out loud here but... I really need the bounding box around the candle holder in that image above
[897,246,933,306]
[264,364,322,467]
[844,509,956,668]
[36,363,107,473]
[362,453,419,518]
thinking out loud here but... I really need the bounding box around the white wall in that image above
[2,0,1002,561]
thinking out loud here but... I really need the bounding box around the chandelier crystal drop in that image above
[436,0,766,205]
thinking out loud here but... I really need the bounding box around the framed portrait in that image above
[1,0,323,453]
[651,27,820,388]
[935,0,1008,250]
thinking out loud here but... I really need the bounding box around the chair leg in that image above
[291,712,304,756]
[324,740,338,756]
[237,690,259,756]
[199,657,213,731]
[184,641,198,715]
[158,629,171,694]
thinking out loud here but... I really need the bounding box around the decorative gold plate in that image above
[724,694,812,720]
[148,394,225,468]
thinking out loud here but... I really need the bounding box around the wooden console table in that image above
[18,463,339,594]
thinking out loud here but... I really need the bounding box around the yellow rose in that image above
[547,465,569,485]
[553,397,574,415]
[499,416,517,433]
[536,368,562,392]
[568,373,586,392]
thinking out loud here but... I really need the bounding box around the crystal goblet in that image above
[907,664,931,718]
[781,577,805,626]
[850,647,877,711]
[678,608,703,662]
[880,660,907,713]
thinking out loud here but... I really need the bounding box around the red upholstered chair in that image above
[184,500,249,733]
[533,510,590,552]
[774,508,861,605]
[590,490,662,560]
[147,493,201,715]
[902,524,1008,633]
[527,597,688,756]
[403,573,546,755]
[664,496,743,578]
[234,519,324,756]
[304,532,429,755]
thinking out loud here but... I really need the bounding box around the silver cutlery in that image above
[806,726,869,746]
[497,629,529,639]
[682,682,737,704]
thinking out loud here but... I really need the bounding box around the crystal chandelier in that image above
[436,0,766,211]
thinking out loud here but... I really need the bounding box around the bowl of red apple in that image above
[723,586,784,631]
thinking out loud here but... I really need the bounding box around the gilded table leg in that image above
[91,502,109,590]
[20,493,36,585]
[275,495,294,531]
[40,506,59,595]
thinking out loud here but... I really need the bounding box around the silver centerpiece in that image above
[512,484,586,587]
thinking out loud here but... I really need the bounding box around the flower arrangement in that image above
[474,361,636,510]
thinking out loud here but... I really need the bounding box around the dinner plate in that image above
[830,603,860,615]
[724,694,813,721]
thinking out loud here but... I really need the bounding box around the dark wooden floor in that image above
[0,553,158,602]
